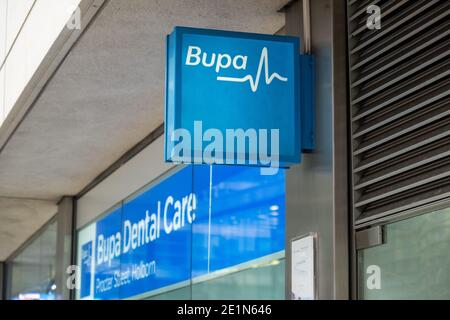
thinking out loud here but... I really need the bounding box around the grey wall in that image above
[284,0,349,300]
[55,197,74,300]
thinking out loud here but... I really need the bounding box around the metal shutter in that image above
[347,0,450,226]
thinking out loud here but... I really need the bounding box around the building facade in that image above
[0,0,449,300]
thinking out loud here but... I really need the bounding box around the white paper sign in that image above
[291,234,316,300]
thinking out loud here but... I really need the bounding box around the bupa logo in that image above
[165,27,305,171]
[185,46,288,92]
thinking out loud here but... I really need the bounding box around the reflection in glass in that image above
[192,165,285,299]
[192,259,285,300]
[358,206,450,299]
[8,221,58,300]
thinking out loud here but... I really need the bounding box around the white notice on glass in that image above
[291,234,315,300]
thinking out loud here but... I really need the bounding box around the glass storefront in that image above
[76,164,286,300]
[6,221,58,300]
[358,206,450,299]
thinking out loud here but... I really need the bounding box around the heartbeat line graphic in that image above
[216,47,288,92]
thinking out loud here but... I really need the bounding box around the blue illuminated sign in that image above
[165,27,315,171]
[80,241,93,298]
[79,165,285,300]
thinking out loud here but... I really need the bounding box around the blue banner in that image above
[79,165,285,299]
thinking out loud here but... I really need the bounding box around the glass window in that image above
[7,221,58,300]
[358,206,450,299]
[191,258,285,300]
[191,165,285,299]
[76,164,286,300]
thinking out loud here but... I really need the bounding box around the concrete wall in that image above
[0,197,58,260]
[54,197,74,300]
[3,0,34,57]
[284,0,349,300]
[76,135,174,229]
